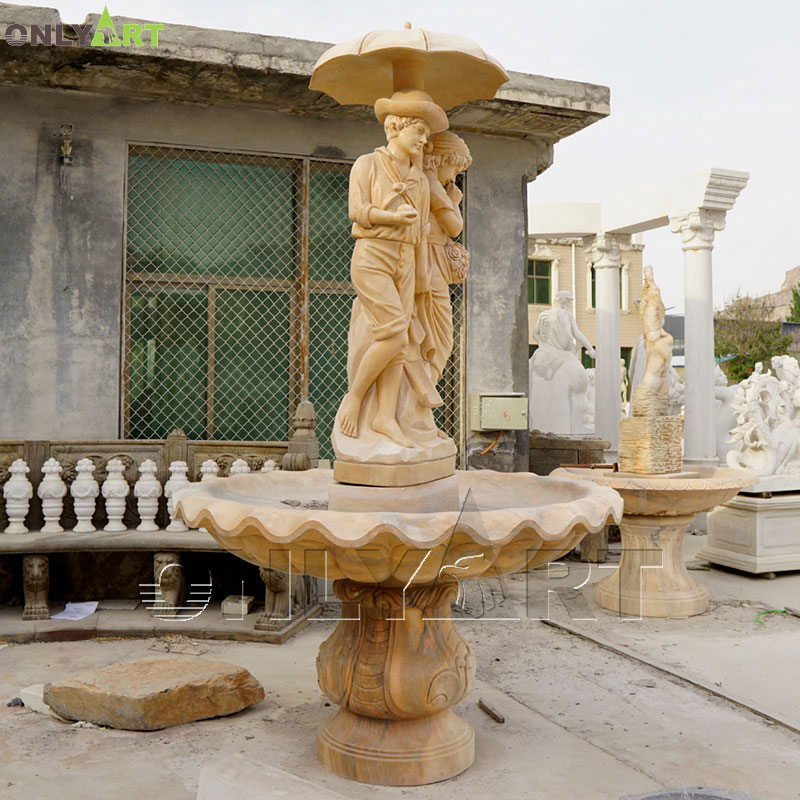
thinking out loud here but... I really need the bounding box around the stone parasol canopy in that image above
[309,25,509,109]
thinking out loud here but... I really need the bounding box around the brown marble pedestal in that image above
[316,580,474,785]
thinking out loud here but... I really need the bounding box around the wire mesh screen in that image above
[124,144,464,464]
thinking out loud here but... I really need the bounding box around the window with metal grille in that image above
[123,144,465,464]
[527,259,551,305]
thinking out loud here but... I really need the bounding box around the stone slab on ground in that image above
[43,655,264,730]
[197,754,351,799]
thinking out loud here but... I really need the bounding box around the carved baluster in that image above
[71,458,99,532]
[260,459,279,473]
[200,460,219,481]
[102,458,130,532]
[134,459,162,532]
[38,458,66,533]
[3,459,33,534]
[230,458,250,476]
[164,461,189,532]
[197,460,219,533]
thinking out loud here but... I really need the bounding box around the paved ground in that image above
[1,533,799,800]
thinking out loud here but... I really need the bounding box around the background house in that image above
[527,236,644,369]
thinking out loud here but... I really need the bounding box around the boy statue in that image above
[335,89,450,454]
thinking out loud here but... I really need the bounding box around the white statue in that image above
[528,290,596,434]
[714,365,737,462]
[667,367,685,417]
[583,368,596,431]
[726,355,800,484]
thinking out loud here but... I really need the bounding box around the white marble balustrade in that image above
[1,456,278,534]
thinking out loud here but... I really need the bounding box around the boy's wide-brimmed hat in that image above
[374,89,449,134]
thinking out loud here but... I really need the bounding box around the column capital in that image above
[668,208,726,251]
[583,232,628,269]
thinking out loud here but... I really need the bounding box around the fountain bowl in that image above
[176,468,622,786]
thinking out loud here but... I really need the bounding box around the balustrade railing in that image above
[0,430,287,534]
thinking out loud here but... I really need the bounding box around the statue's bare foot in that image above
[436,428,449,439]
[372,415,414,448]
[338,393,361,438]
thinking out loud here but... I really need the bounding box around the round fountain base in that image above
[317,706,474,786]
[596,513,709,618]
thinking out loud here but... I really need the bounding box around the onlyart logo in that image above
[3,6,164,48]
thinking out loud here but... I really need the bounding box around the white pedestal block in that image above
[699,493,800,574]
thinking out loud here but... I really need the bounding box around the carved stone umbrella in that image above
[309,25,509,111]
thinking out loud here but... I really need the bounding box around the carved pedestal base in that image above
[316,580,475,786]
[596,513,708,618]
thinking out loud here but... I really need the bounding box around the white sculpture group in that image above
[723,355,800,488]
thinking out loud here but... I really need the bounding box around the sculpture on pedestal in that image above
[556,267,755,617]
[23,554,49,620]
[619,266,682,473]
[152,552,184,617]
[528,290,595,434]
[331,89,457,486]
[725,355,800,484]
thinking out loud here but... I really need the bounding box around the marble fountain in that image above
[177,27,623,787]
[555,267,756,618]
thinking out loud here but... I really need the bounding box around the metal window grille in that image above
[123,144,465,464]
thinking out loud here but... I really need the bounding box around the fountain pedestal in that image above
[317,579,474,785]
[177,469,622,785]
[554,468,757,617]
[596,512,708,617]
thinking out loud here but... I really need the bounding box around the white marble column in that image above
[585,233,626,459]
[669,208,726,468]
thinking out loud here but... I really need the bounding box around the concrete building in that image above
[0,4,609,473]
[527,235,644,366]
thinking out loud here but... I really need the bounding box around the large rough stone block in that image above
[43,656,264,730]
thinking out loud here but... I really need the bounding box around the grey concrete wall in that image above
[464,135,550,471]
[0,84,540,466]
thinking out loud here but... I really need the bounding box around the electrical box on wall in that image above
[469,393,528,432]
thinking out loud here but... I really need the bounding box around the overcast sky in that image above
[38,0,800,313]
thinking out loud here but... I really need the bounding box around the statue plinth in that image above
[619,416,683,474]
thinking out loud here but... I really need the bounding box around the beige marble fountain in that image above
[177,26,622,787]
[554,267,756,618]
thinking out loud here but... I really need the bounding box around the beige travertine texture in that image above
[43,657,264,730]
[619,416,683,474]
[554,467,757,617]
[328,474,459,512]
[177,469,622,587]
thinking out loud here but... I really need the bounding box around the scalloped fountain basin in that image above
[176,468,623,587]
[176,468,622,786]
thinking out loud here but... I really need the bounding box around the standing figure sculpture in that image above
[630,265,673,417]
[619,266,682,473]
[331,89,457,485]
[528,290,596,434]
[420,131,471,388]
